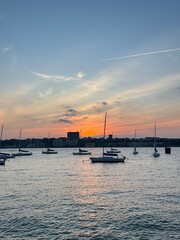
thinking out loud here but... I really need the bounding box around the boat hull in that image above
[12,152,32,157]
[107,150,120,154]
[153,152,160,158]
[73,152,91,155]
[90,156,125,163]
[0,159,6,165]
[42,151,57,154]
[133,151,138,155]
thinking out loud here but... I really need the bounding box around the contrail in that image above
[99,47,180,62]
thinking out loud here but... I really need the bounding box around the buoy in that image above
[165,147,171,154]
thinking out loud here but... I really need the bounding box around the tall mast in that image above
[0,124,4,148]
[19,128,22,149]
[154,122,156,148]
[103,112,107,154]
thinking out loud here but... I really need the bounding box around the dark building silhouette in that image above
[67,131,79,141]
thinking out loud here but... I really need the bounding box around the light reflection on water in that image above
[0,147,179,239]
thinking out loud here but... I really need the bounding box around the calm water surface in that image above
[0,148,179,239]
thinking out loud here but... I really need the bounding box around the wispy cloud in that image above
[99,47,180,61]
[32,71,86,82]
[1,46,12,53]
[58,119,73,124]
[75,71,86,79]
[65,108,78,117]
[38,88,52,97]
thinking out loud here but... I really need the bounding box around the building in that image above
[67,131,79,141]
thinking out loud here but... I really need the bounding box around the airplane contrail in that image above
[99,47,180,62]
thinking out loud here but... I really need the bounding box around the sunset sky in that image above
[0,0,180,139]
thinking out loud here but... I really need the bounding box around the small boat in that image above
[42,148,58,154]
[0,154,6,165]
[152,122,160,158]
[73,148,91,155]
[12,129,32,156]
[133,147,138,155]
[153,147,160,158]
[106,147,121,154]
[133,129,138,155]
[0,159,6,165]
[42,132,58,154]
[0,152,15,159]
[0,124,15,158]
[90,113,126,163]
[90,155,125,163]
[12,148,32,157]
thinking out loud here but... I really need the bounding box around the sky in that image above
[0,0,180,139]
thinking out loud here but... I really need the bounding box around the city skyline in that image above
[0,0,180,139]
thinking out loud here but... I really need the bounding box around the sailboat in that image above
[152,122,160,158]
[106,147,121,154]
[0,154,6,165]
[133,128,138,155]
[12,129,32,156]
[0,124,15,159]
[73,148,91,155]
[42,132,57,154]
[90,113,126,163]
[73,130,91,155]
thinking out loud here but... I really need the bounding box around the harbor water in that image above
[0,148,179,239]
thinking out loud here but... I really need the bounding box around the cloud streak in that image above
[58,119,73,124]
[99,47,180,61]
[32,71,85,82]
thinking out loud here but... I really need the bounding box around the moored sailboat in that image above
[0,154,6,165]
[0,124,15,158]
[152,122,160,158]
[12,129,32,156]
[90,113,126,163]
[106,147,121,154]
[133,129,138,155]
[73,148,91,155]
[42,132,57,154]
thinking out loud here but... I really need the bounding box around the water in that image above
[0,148,179,239]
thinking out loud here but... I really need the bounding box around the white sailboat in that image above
[90,113,126,163]
[42,132,57,154]
[133,128,138,155]
[12,129,32,156]
[0,124,15,159]
[152,122,160,158]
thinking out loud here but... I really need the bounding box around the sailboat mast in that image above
[103,112,107,154]
[154,122,156,148]
[48,132,50,149]
[19,128,22,149]
[134,128,136,150]
[0,124,4,148]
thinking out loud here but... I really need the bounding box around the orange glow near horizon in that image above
[1,116,180,139]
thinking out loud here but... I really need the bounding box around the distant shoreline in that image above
[1,137,180,148]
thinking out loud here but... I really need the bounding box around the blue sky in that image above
[0,0,180,139]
